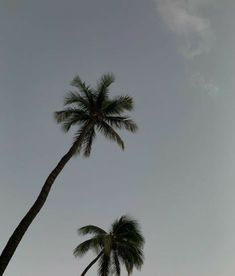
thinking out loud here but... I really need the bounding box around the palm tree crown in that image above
[54,73,138,157]
[74,215,145,276]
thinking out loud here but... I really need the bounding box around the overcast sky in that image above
[1,0,235,275]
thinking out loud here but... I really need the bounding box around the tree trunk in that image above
[0,142,79,276]
[81,251,103,276]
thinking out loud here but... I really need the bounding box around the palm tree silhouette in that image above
[0,74,138,275]
[74,215,144,276]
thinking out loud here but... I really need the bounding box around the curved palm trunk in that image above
[0,142,79,276]
[81,251,103,276]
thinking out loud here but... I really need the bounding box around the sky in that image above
[1,0,235,275]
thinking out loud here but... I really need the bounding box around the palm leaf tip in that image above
[121,119,138,133]
[63,91,79,106]
[74,237,104,257]
[70,75,83,87]
[123,96,134,111]
[97,122,125,150]
[70,75,93,97]
[97,73,115,89]
[73,241,90,257]
[104,116,138,133]
[104,96,135,115]
[54,111,65,123]
[78,225,107,236]
[54,111,60,122]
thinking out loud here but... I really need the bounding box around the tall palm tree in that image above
[74,215,145,276]
[0,73,138,275]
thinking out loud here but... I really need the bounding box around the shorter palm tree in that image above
[74,215,145,276]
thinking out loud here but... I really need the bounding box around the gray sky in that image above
[1,0,235,275]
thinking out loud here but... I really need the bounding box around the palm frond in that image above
[97,122,124,150]
[103,96,134,115]
[71,75,94,105]
[118,230,145,247]
[104,116,138,133]
[118,243,144,269]
[74,237,104,257]
[54,108,77,123]
[111,216,138,234]
[97,73,115,93]
[111,216,144,249]
[54,108,89,122]
[61,112,90,133]
[98,253,111,276]
[79,225,107,236]
[72,121,94,154]
[110,215,139,234]
[112,251,121,276]
[118,252,142,274]
[96,73,115,108]
[117,250,134,276]
[64,91,90,111]
[83,127,96,157]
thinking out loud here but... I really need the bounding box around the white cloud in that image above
[190,72,219,97]
[155,0,213,58]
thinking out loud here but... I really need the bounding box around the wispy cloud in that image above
[155,0,213,58]
[190,72,219,97]
[155,0,218,97]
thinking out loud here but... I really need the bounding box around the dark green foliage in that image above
[54,73,138,157]
[74,215,145,276]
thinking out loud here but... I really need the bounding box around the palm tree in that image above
[74,215,145,276]
[0,74,138,275]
